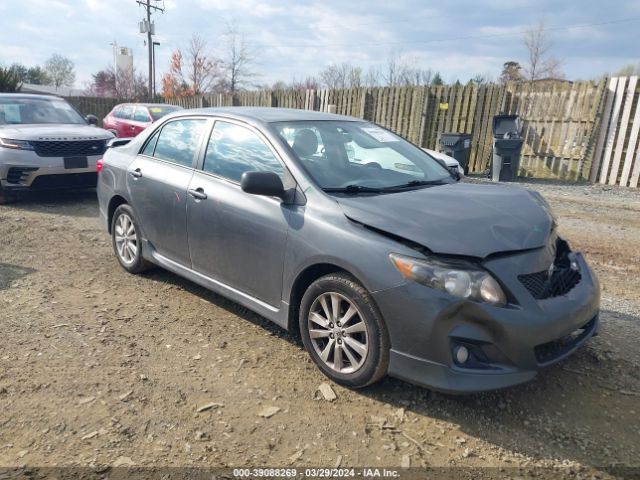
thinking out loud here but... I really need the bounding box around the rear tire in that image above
[299,273,390,388]
[111,204,151,274]
[0,185,16,205]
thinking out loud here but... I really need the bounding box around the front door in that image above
[127,117,209,266]
[186,120,291,307]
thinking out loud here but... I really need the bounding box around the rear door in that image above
[115,105,135,138]
[186,119,292,307]
[127,117,210,266]
[130,107,152,137]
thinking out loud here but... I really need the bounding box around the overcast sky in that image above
[0,0,638,90]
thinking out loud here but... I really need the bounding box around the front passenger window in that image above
[203,121,284,182]
[153,119,207,167]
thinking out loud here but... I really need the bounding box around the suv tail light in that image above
[96,158,104,173]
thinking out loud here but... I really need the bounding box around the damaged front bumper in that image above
[373,241,600,393]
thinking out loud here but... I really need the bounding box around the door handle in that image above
[188,188,207,200]
[130,168,142,178]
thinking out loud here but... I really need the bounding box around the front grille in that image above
[30,172,97,190]
[534,316,597,365]
[31,140,107,158]
[519,268,581,300]
[7,167,38,184]
[518,237,581,300]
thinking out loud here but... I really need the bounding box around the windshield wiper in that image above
[381,179,450,190]
[323,185,385,194]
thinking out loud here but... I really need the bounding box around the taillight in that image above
[96,158,104,173]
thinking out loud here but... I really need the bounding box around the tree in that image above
[9,64,28,83]
[162,35,221,98]
[469,73,491,86]
[26,66,51,85]
[431,72,444,86]
[44,54,76,88]
[383,53,433,86]
[499,61,524,83]
[86,66,148,99]
[319,63,362,89]
[0,67,22,92]
[522,20,563,82]
[221,23,257,95]
[290,76,321,91]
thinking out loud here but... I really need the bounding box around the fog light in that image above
[454,345,469,364]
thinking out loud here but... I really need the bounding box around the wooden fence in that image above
[66,78,640,186]
[589,76,640,188]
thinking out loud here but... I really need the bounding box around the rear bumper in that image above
[374,249,600,393]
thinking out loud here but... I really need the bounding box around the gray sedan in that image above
[97,107,600,393]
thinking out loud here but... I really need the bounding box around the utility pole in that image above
[136,0,164,98]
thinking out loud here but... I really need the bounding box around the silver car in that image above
[97,107,599,393]
[0,94,114,203]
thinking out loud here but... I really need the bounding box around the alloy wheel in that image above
[114,213,138,265]
[307,292,369,374]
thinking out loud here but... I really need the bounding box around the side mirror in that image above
[241,171,286,199]
[85,114,98,126]
[107,138,133,149]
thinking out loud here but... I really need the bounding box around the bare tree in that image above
[383,53,432,86]
[522,20,564,82]
[221,23,257,95]
[290,76,321,91]
[162,34,221,98]
[86,66,148,99]
[318,63,361,89]
[44,54,76,89]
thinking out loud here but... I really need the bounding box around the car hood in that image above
[337,182,553,258]
[0,124,113,141]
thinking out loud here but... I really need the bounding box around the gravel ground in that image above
[1,180,639,478]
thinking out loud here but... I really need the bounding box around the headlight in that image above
[0,138,34,150]
[389,253,507,306]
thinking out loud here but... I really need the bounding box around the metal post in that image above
[146,0,152,99]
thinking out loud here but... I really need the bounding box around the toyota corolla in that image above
[97,107,600,393]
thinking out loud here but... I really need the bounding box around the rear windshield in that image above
[0,97,86,125]
[148,105,183,121]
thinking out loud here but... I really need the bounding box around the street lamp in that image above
[152,41,160,99]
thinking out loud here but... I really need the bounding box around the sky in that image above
[0,0,638,90]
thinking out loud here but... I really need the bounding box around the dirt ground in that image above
[1,179,639,477]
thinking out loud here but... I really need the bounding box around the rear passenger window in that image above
[133,107,150,122]
[153,119,207,167]
[203,121,284,182]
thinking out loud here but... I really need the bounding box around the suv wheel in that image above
[299,273,390,388]
[111,204,151,273]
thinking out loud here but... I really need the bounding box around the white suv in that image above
[0,94,114,203]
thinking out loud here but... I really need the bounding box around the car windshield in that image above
[272,120,452,192]
[148,105,183,121]
[0,97,86,125]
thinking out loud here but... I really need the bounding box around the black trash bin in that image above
[439,133,472,173]
[491,115,523,182]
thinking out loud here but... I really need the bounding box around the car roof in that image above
[0,93,64,101]
[119,103,181,108]
[175,107,361,124]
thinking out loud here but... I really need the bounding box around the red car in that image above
[102,103,183,137]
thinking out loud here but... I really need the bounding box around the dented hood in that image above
[337,182,553,258]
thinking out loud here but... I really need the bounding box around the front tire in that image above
[111,204,151,274]
[299,273,390,388]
